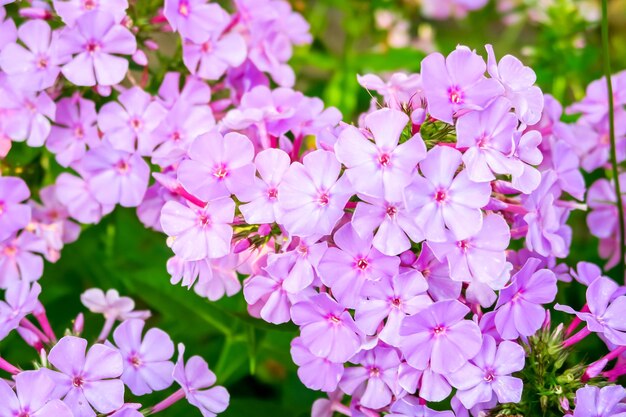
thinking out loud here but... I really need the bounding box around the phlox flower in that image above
[547,139,586,200]
[494,257,557,339]
[511,129,542,194]
[355,270,432,346]
[47,96,100,167]
[54,173,114,224]
[356,72,422,109]
[80,144,150,208]
[58,11,136,86]
[572,385,626,417]
[448,335,524,408]
[0,232,47,288]
[399,299,482,374]
[168,254,241,301]
[420,45,503,124]
[0,8,16,52]
[291,337,344,392]
[0,281,40,340]
[29,185,81,253]
[455,97,522,182]
[339,346,402,410]
[0,20,66,91]
[80,288,150,321]
[157,71,212,110]
[53,0,129,27]
[277,150,352,237]
[404,146,491,242]
[164,0,228,43]
[160,198,235,261]
[47,336,125,417]
[428,213,510,289]
[0,176,31,241]
[352,194,423,256]
[238,148,291,224]
[567,70,626,125]
[389,396,454,416]
[177,131,255,201]
[318,223,400,308]
[111,319,175,395]
[291,293,363,363]
[485,44,544,125]
[269,236,328,293]
[98,86,167,155]
[0,370,73,417]
[335,108,426,201]
[173,344,230,417]
[586,174,626,239]
[414,245,462,302]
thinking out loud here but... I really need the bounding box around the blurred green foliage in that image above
[1,0,626,416]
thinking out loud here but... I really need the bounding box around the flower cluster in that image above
[0,0,625,416]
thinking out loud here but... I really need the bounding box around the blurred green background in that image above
[2,0,626,416]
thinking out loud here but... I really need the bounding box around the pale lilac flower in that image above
[30,185,81,252]
[0,81,55,147]
[0,281,41,340]
[448,335,524,408]
[291,337,344,392]
[0,232,47,288]
[572,385,626,417]
[567,71,626,125]
[48,336,124,417]
[415,245,462,302]
[168,254,241,301]
[239,148,291,224]
[80,144,150,207]
[55,173,114,224]
[586,174,626,240]
[0,8,16,52]
[178,131,255,201]
[421,0,488,20]
[352,194,424,256]
[277,150,352,237]
[110,404,142,417]
[270,236,327,293]
[389,396,455,416]
[511,130,542,193]
[53,0,129,26]
[494,258,557,339]
[548,140,586,200]
[340,346,402,410]
[164,0,227,43]
[160,198,235,261]
[355,271,432,346]
[98,86,167,155]
[0,20,65,91]
[58,11,136,86]
[291,293,363,363]
[157,72,212,110]
[455,97,522,182]
[335,108,426,201]
[428,213,510,289]
[419,364,454,402]
[318,223,400,308]
[400,299,482,373]
[570,261,603,286]
[357,73,422,109]
[80,288,150,321]
[111,319,175,395]
[557,276,626,346]
[173,344,230,417]
[485,44,544,125]
[0,177,31,241]
[47,95,100,167]
[0,370,73,417]
[404,146,491,242]
[421,45,503,124]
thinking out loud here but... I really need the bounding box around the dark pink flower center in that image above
[201,41,213,54]
[72,376,84,388]
[434,189,448,203]
[327,314,341,324]
[422,268,431,278]
[213,165,228,180]
[3,244,17,257]
[171,131,183,142]
[484,370,495,382]
[386,205,398,217]
[433,325,446,335]
[178,0,191,16]
[36,55,49,69]
[267,187,278,200]
[356,258,369,270]
[17,410,30,417]
[476,133,490,148]
[457,240,470,251]
[198,214,211,227]
[130,117,143,131]
[115,160,130,174]
[129,354,143,369]
[369,366,380,378]
[378,153,391,167]
[391,298,401,308]
[318,192,330,206]
[83,0,97,10]
[73,125,85,139]
[85,40,101,54]
[448,86,464,105]
[0,201,5,215]
[296,244,309,256]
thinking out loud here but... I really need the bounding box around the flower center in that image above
[0,201,4,215]
[178,0,190,16]
[356,258,369,270]
[378,153,391,167]
[115,160,130,174]
[369,366,380,378]
[83,0,97,10]
[318,192,330,206]
[85,40,101,54]
[296,244,308,256]
[433,325,446,335]
[267,187,278,200]
[201,41,213,54]
[391,298,401,308]
[212,165,228,180]
[457,240,470,252]
[484,371,495,382]
[17,410,30,417]
[385,205,397,217]
[3,245,17,257]
[434,189,448,203]
[36,55,49,69]
[73,125,85,139]
[171,131,182,142]
[72,376,84,388]
[327,314,341,324]
[130,118,143,131]
[129,354,142,369]
[448,86,464,105]
[198,214,211,227]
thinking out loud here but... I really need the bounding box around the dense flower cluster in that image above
[0,0,625,416]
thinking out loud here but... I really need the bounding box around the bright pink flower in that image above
[160,198,235,261]
[58,10,136,86]
[404,146,491,242]
[277,150,352,237]
[335,108,426,201]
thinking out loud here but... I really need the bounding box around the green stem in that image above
[601,0,626,280]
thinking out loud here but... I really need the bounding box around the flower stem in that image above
[562,327,590,348]
[0,356,20,375]
[149,388,186,414]
[601,0,626,280]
